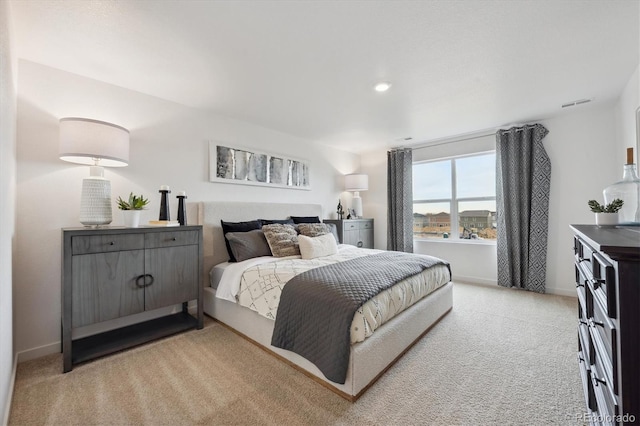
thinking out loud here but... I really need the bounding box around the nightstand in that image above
[61,225,203,372]
[324,219,374,248]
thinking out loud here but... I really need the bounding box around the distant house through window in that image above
[413,152,496,240]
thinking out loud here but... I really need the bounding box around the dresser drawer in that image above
[343,220,372,231]
[590,295,618,395]
[592,252,617,318]
[575,264,589,318]
[71,234,144,255]
[591,349,619,421]
[575,237,594,266]
[145,230,200,249]
[578,321,592,366]
[578,353,597,412]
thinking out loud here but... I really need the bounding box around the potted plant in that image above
[588,198,624,226]
[117,193,150,227]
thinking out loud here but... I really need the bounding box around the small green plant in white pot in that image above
[117,193,150,228]
[588,199,624,226]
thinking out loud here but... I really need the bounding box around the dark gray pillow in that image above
[221,220,261,262]
[225,229,272,262]
[291,216,321,224]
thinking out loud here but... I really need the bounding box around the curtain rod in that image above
[398,122,537,151]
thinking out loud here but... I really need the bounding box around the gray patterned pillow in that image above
[225,229,272,262]
[298,223,339,243]
[262,224,300,257]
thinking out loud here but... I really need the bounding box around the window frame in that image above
[413,150,496,243]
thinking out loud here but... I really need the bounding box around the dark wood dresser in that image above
[571,225,640,424]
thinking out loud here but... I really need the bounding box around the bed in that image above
[187,201,453,401]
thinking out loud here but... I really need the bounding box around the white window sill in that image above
[414,238,497,246]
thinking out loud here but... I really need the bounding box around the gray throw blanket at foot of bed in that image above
[270,251,450,384]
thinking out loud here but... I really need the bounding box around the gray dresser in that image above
[61,225,203,372]
[324,219,374,248]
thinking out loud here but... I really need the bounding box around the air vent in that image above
[562,98,593,108]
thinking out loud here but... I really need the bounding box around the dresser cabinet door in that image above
[144,244,199,310]
[71,250,145,327]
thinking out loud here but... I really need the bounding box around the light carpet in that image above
[9,282,585,425]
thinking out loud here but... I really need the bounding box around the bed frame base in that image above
[204,282,453,401]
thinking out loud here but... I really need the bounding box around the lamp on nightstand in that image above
[345,173,368,218]
[59,118,130,226]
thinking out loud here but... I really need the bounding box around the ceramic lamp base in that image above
[79,176,112,226]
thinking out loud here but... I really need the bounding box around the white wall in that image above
[0,0,17,422]
[362,101,622,297]
[14,60,359,359]
[614,64,639,163]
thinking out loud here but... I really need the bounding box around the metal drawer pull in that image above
[135,274,155,288]
[590,319,605,328]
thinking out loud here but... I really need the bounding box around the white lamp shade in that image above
[344,174,369,192]
[59,117,130,167]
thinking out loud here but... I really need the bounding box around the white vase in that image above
[122,210,141,228]
[595,212,618,226]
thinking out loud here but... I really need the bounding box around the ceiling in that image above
[9,0,640,153]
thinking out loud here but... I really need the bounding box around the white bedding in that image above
[214,245,451,344]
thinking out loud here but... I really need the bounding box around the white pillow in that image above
[298,233,338,260]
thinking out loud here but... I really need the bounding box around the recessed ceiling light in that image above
[374,82,392,92]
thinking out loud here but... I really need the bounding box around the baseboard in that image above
[454,276,576,298]
[453,275,497,287]
[544,287,576,298]
[16,342,59,363]
[2,353,18,426]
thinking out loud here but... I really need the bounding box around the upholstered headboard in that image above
[186,201,323,287]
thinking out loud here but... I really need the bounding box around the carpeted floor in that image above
[9,282,585,425]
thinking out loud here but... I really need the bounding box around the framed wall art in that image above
[209,142,311,190]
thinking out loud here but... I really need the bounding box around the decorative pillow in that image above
[298,233,338,260]
[262,224,300,257]
[258,218,295,226]
[221,220,261,262]
[225,229,272,262]
[298,223,339,243]
[290,216,321,224]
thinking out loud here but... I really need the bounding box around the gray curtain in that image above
[496,124,550,293]
[387,148,413,252]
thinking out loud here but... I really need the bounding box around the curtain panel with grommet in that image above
[496,124,550,293]
[387,148,414,252]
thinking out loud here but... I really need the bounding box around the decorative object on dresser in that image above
[177,191,187,225]
[588,199,624,226]
[58,117,130,226]
[603,147,640,225]
[571,225,640,422]
[61,225,203,372]
[159,185,171,220]
[116,192,149,228]
[344,174,368,218]
[323,218,373,248]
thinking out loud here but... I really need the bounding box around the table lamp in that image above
[345,174,368,218]
[59,118,130,226]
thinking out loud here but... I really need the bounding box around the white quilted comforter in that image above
[215,245,451,343]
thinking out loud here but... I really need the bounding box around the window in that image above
[413,152,496,241]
